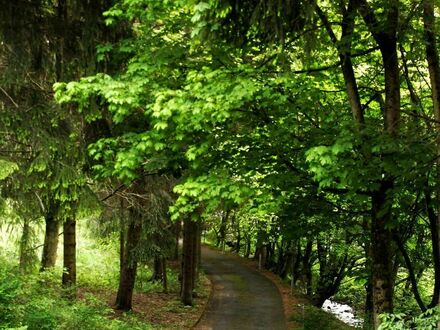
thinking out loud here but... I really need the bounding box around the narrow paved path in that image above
[195,247,286,330]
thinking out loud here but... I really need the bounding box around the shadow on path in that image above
[195,247,286,330]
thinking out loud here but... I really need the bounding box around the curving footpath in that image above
[194,247,287,330]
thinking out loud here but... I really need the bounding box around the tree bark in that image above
[162,257,168,293]
[315,0,364,124]
[393,233,426,311]
[173,220,181,260]
[423,0,440,310]
[195,220,201,280]
[151,256,164,282]
[303,239,313,296]
[40,207,60,270]
[357,2,400,327]
[371,181,395,328]
[218,209,229,249]
[115,208,142,311]
[181,216,196,305]
[62,218,76,290]
[19,218,34,273]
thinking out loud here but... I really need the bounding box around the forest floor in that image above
[197,245,353,330]
[79,260,212,329]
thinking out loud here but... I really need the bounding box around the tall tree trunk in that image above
[315,0,364,124]
[115,208,142,311]
[151,256,164,282]
[364,278,374,330]
[393,233,426,311]
[357,2,400,327]
[195,220,201,279]
[62,218,76,290]
[173,220,181,260]
[19,218,35,273]
[371,181,395,327]
[303,239,313,296]
[40,209,60,270]
[181,217,196,305]
[363,225,374,330]
[162,257,168,293]
[218,209,229,248]
[119,216,125,277]
[423,0,440,310]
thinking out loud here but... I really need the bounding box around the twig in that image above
[0,86,19,108]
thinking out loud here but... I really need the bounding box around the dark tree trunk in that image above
[293,241,302,284]
[151,256,164,282]
[265,242,275,269]
[40,210,60,271]
[119,216,125,276]
[244,237,251,258]
[393,233,426,311]
[162,257,168,293]
[303,239,313,296]
[62,218,76,290]
[313,254,348,308]
[280,241,295,280]
[427,190,440,307]
[195,221,201,279]
[173,220,181,260]
[218,210,229,249]
[364,278,374,330]
[371,181,395,327]
[181,217,197,305]
[363,229,374,330]
[423,0,440,310]
[235,230,241,253]
[19,218,34,273]
[115,209,142,311]
[315,0,364,125]
[357,2,400,327]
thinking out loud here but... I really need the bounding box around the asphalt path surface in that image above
[195,247,287,330]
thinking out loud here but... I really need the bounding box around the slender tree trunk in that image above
[196,221,201,279]
[218,210,229,248]
[119,216,125,276]
[62,218,76,290]
[423,0,440,311]
[115,209,142,311]
[181,217,196,305]
[371,181,395,327]
[357,2,400,327]
[363,224,374,330]
[162,257,168,293]
[244,237,251,258]
[303,240,313,296]
[364,278,374,330]
[19,218,34,273]
[173,220,181,260]
[40,209,60,270]
[393,233,426,311]
[293,241,302,284]
[315,0,364,125]
[151,256,164,282]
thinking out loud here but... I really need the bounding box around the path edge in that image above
[191,271,214,329]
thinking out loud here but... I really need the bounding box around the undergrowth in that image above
[290,304,354,330]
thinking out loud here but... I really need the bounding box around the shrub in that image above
[379,307,440,330]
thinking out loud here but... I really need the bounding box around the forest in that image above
[1,0,440,329]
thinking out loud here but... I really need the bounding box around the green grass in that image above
[290,304,354,330]
[0,255,154,330]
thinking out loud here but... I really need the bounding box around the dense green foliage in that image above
[0,241,153,330]
[2,0,440,329]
